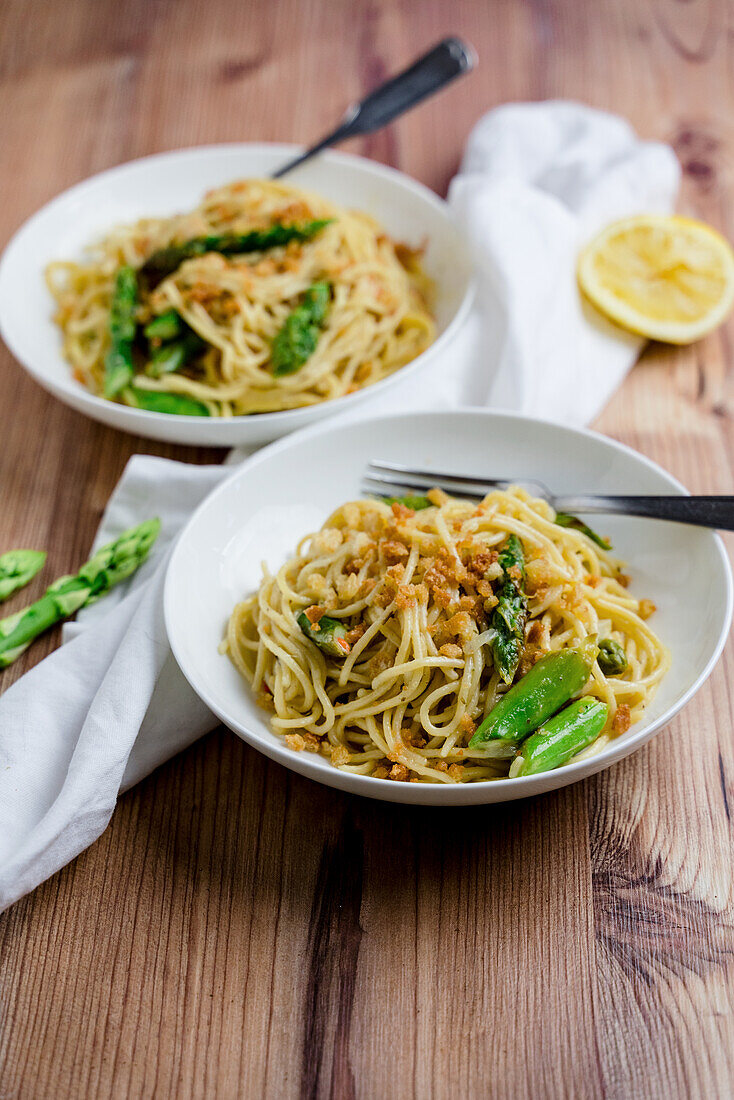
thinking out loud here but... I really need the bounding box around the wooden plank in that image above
[1,0,733,1097]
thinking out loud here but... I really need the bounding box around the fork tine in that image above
[361,478,422,498]
[366,461,551,500]
[362,470,485,500]
[367,460,512,492]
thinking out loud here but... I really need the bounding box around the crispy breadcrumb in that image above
[388,763,410,782]
[612,704,631,734]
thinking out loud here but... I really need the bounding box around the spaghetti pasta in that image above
[45,179,435,416]
[223,487,670,783]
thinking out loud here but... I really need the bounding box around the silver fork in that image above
[362,460,734,532]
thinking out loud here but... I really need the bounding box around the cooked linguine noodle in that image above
[223,487,670,784]
[45,179,435,416]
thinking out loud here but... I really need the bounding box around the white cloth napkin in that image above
[0,102,680,910]
[449,101,680,420]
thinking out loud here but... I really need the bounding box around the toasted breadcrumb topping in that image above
[612,704,631,734]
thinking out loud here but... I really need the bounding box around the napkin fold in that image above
[0,101,680,911]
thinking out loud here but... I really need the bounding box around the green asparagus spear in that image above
[513,697,609,776]
[0,550,46,601]
[597,638,628,675]
[271,281,332,376]
[381,495,432,510]
[490,533,527,684]
[469,636,599,747]
[297,610,351,657]
[142,220,333,281]
[124,387,210,416]
[300,280,330,325]
[144,309,184,342]
[555,513,612,551]
[144,308,207,378]
[104,266,138,398]
[0,519,161,668]
[147,332,206,378]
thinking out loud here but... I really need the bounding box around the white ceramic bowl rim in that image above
[164,406,733,803]
[0,143,475,438]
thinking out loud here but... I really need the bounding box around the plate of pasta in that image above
[164,409,732,805]
[0,145,473,445]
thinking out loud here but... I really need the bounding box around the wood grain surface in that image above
[1,0,733,1097]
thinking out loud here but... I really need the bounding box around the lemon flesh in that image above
[577,215,734,344]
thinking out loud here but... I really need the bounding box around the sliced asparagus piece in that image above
[513,697,609,776]
[297,609,351,657]
[271,281,332,377]
[381,495,432,510]
[489,533,527,684]
[597,638,628,675]
[0,519,161,668]
[555,513,612,551]
[147,332,206,378]
[104,266,138,398]
[124,387,210,416]
[470,636,599,747]
[142,220,332,281]
[0,550,46,602]
[144,309,184,342]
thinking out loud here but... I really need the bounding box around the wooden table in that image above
[1,1,733,1096]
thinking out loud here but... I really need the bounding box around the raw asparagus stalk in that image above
[271,281,332,377]
[142,220,332,281]
[104,266,138,398]
[0,550,46,601]
[0,519,161,668]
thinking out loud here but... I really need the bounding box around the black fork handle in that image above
[272,38,475,179]
[554,495,734,532]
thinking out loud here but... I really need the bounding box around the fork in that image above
[362,460,734,532]
[271,39,475,179]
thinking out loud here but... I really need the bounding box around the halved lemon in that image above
[577,214,734,344]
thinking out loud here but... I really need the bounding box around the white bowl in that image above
[0,144,474,446]
[164,409,733,806]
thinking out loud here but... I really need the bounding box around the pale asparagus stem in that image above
[0,519,161,668]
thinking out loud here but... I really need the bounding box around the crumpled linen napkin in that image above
[448,101,680,419]
[0,101,680,911]
[0,460,224,909]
